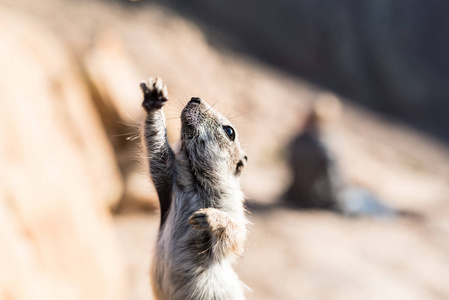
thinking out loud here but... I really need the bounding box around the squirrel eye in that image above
[222,125,235,141]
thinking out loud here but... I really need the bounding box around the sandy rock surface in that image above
[0,6,125,300]
[115,205,449,300]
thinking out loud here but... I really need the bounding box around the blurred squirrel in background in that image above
[283,94,397,218]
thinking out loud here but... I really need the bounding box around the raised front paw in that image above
[188,208,228,232]
[140,77,168,112]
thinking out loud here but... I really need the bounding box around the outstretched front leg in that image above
[141,78,175,226]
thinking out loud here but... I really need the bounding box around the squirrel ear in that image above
[235,154,248,176]
[240,154,248,167]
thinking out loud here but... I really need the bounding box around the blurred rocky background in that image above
[164,0,449,141]
[0,0,448,299]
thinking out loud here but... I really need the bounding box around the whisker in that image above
[206,98,221,113]
[171,95,187,111]
[164,106,182,113]
[225,101,240,119]
[228,110,254,120]
[125,111,141,123]
[126,135,140,141]
[111,132,139,137]
[117,120,141,129]
[211,98,221,108]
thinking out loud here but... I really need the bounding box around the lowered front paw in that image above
[140,77,168,112]
[188,208,228,232]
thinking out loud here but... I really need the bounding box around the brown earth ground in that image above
[3,0,449,299]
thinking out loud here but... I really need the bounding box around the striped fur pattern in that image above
[141,78,248,300]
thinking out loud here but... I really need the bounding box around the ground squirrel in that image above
[284,94,397,218]
[141,78,248,300]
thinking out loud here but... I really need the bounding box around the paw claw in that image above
[154,77,163,92]
[188,212,206,229]
[140,82,149,94]
[162,85,168,98]
[188,208,227,232]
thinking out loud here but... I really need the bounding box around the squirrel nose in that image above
[190,97,201,104]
